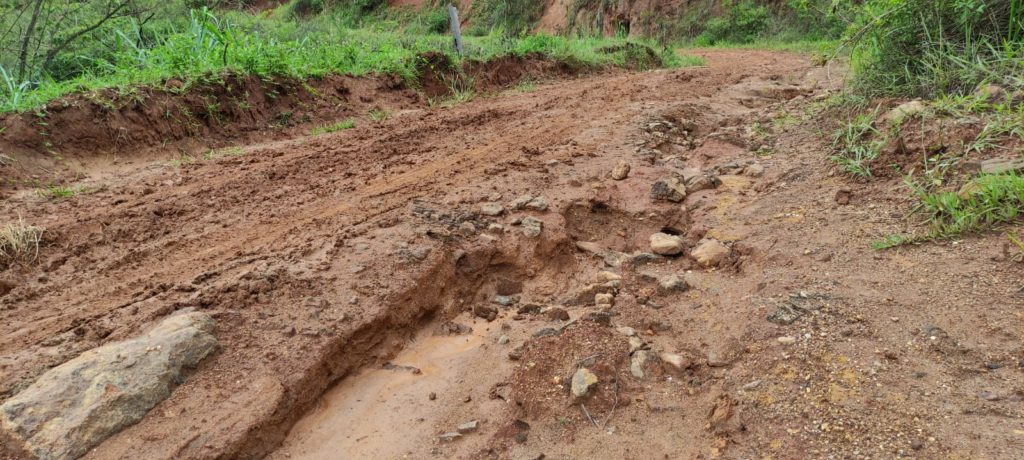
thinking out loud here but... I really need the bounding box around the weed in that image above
[829,109,883,178]
[0,217,45,264]
[912,172,1024,238]
[203,146,245,160]
[871,234,910,250]
[310,118,356,135]
[38,185,77,200]
[368,109,390,122]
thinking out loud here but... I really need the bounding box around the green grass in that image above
[0,7,700,114]
[37,184,77,200]
[368,109,390,122]
[310,118,356,135]
[913,172,1024,238]
[829,109,884,178]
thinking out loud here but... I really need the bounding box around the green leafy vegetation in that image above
[829,109,884,178]
[311,118,356,135]
[912,172,1024,238]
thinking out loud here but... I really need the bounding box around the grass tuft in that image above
[0,217,45,264]
[311,118,356,135]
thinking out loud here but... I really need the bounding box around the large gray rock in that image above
[0,311,218,460]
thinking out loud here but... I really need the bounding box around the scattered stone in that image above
[650,177,687,202]
[438,321,473,336]
[517,303,542,314]
[487,223,504,233]
[525,196,549,212]
[459,221,477,235]
[679,167,702,183]
[777,336,797,345]
[979,157,1024,175]
[629,253,663,266]
[480,202,504,216]
[594,293,615,307]
[617,326,637,337]
[610,161,631,180]
[546,308,570,321]
[510,195,534,210]
[649,232,685,256]
[439,432,462,442]
[660,352,692,374]
[691,239,730,267]
[508,345,526,361]
[571,368,599,398]
[583,311,612,326]
[0,311,218,460]
[744,163,765,177]
[684,174,720,193]
[978,390,1002,401]
[282,325,296,337]
[494,295,516,306]
[521,217,543,238]
[658,275,690,293]
[568,283,616,306]
[706,349,732,367]
[429,392,437,400]
[708,396,736,432]
[457,420,479,434]
[628,336,645,353]
[882,100,927,124]
[497,335,510,345]
[630,350,650,379]
[474,304,498,321]
[533,328,559,338]
[575,241,603,254]
[741,380,762,391]
[835,188,852,205]
[595,271,622,282]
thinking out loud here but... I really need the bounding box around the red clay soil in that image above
[2,49,1023,460]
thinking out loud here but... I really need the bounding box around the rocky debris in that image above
[480,202,504,216]
[650,177,687,202]
[429,392,437,400]
[777,336,797,345]
[657,275,690,293]
[594,293,615,307]
[457,420,479,434]
[628,336,645,353]
[533,328,560,338]
[438,432,462,442]
[435,321,472,335]
[575,241,603,254]
[835,188,852,205]
[546,308,570,321]
[767,292,825,325]
[0,311,218,460]
[474,304,498,321]
[524,196,549,212]
[690,239,730,267]
[660,352,693,375]
[881,100,928,124]
[610,161,631,180]
[521,217,543,238]
[649,232,685,256]
[498,335,510,345]
[508,345,526,361]
[568,283,617,306]
[708,395,736,433]
[510,195,533,210]
[706,349,733,368]
[595,271,622,283]
[617,326,637,337]
[494,295,517,306]
[684,173,721,193]
[571,368,599,398]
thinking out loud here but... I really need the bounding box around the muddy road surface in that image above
[2,50,1023,459]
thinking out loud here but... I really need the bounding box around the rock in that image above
[979,157,1024,174]
[521,217,543,238]
[628,336,645,353]
[658,275,689,293]
[708,396,736,432]
[434,321,471,336]
[525,196,548,212]
[497,335,510,345]
[595,271,622,283]
[744,163,765,177]
[429,392,437,400]
[510,195,534,210]
[439,432,462,442]
[706,349,732,367]
[610,162,631,180]
[649,232,685,256]
[616,326,637,337]
[630,350,650,379]
[660,352,692,374]
[767,303,804,325]
[882,100,927,124]
[575,241,603,254]
[480,202,504,216]
[282,325,296,337]
[571,368,599,398]
[0,311,218,460]
[508,345,526,361]
[568,283,616,306]
[546,308,570,321]
[691,239,730,267]
[777,336,797,345]
[835,188,852,205]
[532,327,559,338]
[494,295,516,306]
[679,167,702,183]
[975,84,1007,102]
[474,304,498,321]
[457,420,479,434]
[650,177,687,202]
[684,174,720,193]
[594,293,614,307]
[487,223,504,233]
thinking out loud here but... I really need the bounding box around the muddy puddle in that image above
[271,317,499,459]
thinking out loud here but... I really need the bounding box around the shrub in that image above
[695,0,770,45]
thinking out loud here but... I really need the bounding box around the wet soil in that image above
[2,49,1023,459]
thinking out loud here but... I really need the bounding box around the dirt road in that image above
[2,49,1022,459]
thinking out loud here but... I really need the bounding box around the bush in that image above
[848,0,1024,97]
[695,0,770,45]
[473,0,546,37]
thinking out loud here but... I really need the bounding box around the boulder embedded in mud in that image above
[610,161,631,180]
[881,100,927,124]
[571,368,599,398]
[0,311,218,460]
[691,239,730,267]
[650,177,687,202]
[524,196,549,212]
[684,174,721,193]
[479,202,504,216]
[649,232,684,256]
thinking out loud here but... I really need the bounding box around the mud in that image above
[2,49,1023,460]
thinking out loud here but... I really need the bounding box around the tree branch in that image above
[39,0,133,75]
